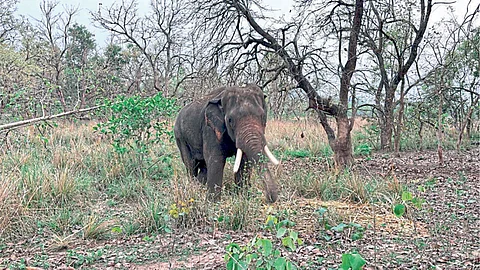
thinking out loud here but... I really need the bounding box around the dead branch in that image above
[0,105,103,132]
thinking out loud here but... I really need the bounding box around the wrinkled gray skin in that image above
[174,84,279,203]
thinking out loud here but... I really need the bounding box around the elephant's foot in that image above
[265,190,278,204]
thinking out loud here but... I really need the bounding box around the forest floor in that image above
[2,146,478,270]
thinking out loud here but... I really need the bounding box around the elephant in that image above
[174,84,280,203]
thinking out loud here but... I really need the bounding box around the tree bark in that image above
[394,79,406,156]
[333,0,364,167]
[457,95,479,151]
[380,86,395,151]
[437,76,444,165]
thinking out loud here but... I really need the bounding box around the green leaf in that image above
[331,223,347,232]
[341,253,366,270]
[276,227,287,238]
[297,238,303,245]
[341,253,350,269]
[402,191,413,201]
[282,237,295,251]
[261,239,273,257]
[226,255,235,270]
[274,257,287,270]
[256,258,264,267]
[286,261,297,270]
[351,232,363,241]
[111,226,122,233]
[411,197,425,209]
[226,243,241,253]
[289,231,298,242]
[349,253,366,270]
[393,204,406,217]
[238,261,248,269]
[316,206,328,216]
[322,234,331,241]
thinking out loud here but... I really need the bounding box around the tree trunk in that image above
[418,121,424,150]
[332,0,363,168]
[437,80,444,165]
[394,79,406,156]
[380,86,395,150]
[457,95,479,151]
[334,115,353,167]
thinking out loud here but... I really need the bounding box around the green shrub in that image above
[354,143,372,156]
[224,213,301,270]
[94,93,178,179]
[283,149,311,158]
[94,93,178,155]
[353,124,379,151]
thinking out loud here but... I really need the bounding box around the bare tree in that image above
[92,0,191,95]
[401,1,480,161]
[0,0,19,43]
[361,0,434,150]
[192,0,364,167]
[36,0,78,111]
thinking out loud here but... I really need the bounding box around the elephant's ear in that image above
[205,98,226,141]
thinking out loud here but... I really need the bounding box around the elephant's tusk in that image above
[233,148,243,173]
[264,145,280,165]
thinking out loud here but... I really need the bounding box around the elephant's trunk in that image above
[234,118,279,203]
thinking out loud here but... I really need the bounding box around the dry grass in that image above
[0,118,390,244]
[82,214,113,240]
[2,116,477,269]
[266,117,371,154]
[266,118,329,156]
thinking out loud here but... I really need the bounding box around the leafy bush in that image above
[354,143,372,157]
[353,123,379,151]
[393,190,425,218]
[316,206,365,242]
[94,93,178,155]
[94,93,178,179]
[224,213,302,270]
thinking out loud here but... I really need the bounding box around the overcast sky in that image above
[15,0,477,46]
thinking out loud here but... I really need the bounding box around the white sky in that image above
[15,0,478,46]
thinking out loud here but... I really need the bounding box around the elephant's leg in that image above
[234,156,252,188]
[204,154,226,201]
[176,139,196,178]
[195,160,207,184]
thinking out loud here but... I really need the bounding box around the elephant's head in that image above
[205,84,280,203]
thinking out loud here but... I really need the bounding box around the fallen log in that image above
[0,105,102,132]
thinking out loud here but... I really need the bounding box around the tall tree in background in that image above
[454,24,480,149]
[92,0,191,95]
[36,0,78,111]
[0,0,19,43]
[65,23,96,109]
[362,0,434,150]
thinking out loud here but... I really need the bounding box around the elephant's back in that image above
[174,100,205,143]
